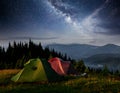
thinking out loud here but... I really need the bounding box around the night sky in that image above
[0,0,120,46]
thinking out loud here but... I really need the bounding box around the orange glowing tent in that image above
[48,57,73,75]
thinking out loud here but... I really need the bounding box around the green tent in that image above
[11,58,62,82]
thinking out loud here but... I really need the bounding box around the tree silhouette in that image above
[102,65,110,76]
[0,40,71,69]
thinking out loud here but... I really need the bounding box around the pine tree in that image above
[102,65,110,76]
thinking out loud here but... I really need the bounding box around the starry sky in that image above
[0,0,120,47]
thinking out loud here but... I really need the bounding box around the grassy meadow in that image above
[0,69,120,93]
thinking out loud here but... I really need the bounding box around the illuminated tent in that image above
[11,58,62,82]
[48,57,74,75]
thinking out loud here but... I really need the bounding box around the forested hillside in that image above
[0,40,70,69]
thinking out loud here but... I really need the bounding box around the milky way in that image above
[48,0,120,34]
[0,0,120,46]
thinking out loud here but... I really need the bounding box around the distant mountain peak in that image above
[103,44,119,47]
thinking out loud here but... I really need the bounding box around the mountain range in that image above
[84,54,120,71]
[47,44,120,59]
[47,44,120,70]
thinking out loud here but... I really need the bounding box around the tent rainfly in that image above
[48,57,71,75]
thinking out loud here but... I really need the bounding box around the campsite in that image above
[0,41,120,93]
[0,69,120,93]
[0,0,120,92]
